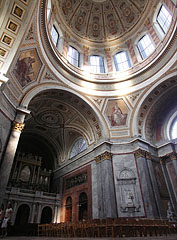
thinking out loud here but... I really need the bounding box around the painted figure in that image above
[111,102,127,126]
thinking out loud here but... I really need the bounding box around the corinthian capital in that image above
[13,122,25,132]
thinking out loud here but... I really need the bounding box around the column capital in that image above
[125,39,132,45]
[83,45,89,51]
[64,31,70,39]
[134,149,151,159]
[105,48,111,52]
[95,151,112,164]
[144,18,150,27]
[12,122,25,132]
[161,152,177,162]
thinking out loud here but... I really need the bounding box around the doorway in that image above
[40,206,52,223]
[15,204,30,225]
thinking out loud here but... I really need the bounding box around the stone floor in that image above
[2,235,177,240]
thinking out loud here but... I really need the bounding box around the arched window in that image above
[137,34,155,60]
[51,25,59,47]
[171,118,177,139]
[90,55,105,73]
[114,51,131,71]
[67,46,80,67]
[157,5,172,34]
[70,138,87,159]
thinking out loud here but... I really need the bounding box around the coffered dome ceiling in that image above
[56,0,149,43]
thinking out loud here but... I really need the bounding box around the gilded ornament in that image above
[134,149,146,158]
[13,122,25,132]
[95,155,101,164]
[102,151,112,161]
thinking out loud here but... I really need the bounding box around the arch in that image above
[132,74,177,142]
[132,72,177,137]
[20,85,109,139]
[41,206,53,224]
[78,192,88,221]
[15,204,30,226]
[65,196,72,222]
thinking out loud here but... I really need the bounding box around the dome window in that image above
[89,55,105,74]
[69,137,87,159]
[114,51,131,71]
[171,118,177,140]
[67,46,80,67]
[157,5,172,34]
[137,34,155,60]
[51,25,59,47]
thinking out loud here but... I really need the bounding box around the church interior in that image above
[0,0,177,237]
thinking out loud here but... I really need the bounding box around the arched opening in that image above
[40,206,52,224]
[65,196,72,222]
[78,192,88,221]
[15,204,30,226]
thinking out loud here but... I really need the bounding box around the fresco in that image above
[106,99,128,127]
[13,49,42,87]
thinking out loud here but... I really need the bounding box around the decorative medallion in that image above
[35,110,63,128]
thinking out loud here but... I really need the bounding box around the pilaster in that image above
[134,149,159,218]
[92,151,117,219]
[105,48,113,72]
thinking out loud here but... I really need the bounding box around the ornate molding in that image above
[95,151,112,164]
[12,122,25,132]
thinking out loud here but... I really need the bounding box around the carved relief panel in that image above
[117,168,141,213]
[113,153,145,217]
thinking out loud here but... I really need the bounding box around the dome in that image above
[55,0,149,45]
